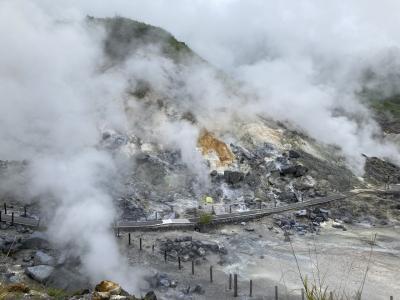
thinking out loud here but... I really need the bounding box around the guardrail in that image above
[0,209,40,228]
[115,192,357,232]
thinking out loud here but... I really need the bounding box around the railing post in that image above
[229,273,232,290]
[209,265,213,282]
[128,233,131,245]
[139,237,142,251]
[0,210,2,222]
[390,296,393,300]
[178,256,181,270]
[249,279,252,297]
[152,244,155,253]
[24,206,27,217]
[329,291,333,300]
[229,205,232,213]
[164,250,167,263]
[233,274,238,297]
[3,203,6,215]
[11,212,14,226]
[275,285,278,300]
[191,260,194,275]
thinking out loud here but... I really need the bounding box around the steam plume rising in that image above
[0,1,143,291]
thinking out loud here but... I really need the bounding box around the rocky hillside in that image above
[1,16,400,299]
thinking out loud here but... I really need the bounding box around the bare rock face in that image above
[364,156,400,184]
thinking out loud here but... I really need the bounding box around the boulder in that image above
[26,265,54,283]
[288,150,301,159]
[46,267,89,292]
[34,251,55,266]
[278,191,298,203]
[147,273,171,289]
[191,284,205,295]
[224,171,244,185]
[95,280,121,295]
[332,222,345,230]
[144,291,157,300]
[21,232,51,250]
[280,165,308,177]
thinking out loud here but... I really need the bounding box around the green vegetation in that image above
[198,212,213,225]
[46,287,69,299]
[87,16,201,64]
[369,95,400,119]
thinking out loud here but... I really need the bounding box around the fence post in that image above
[390,296,393,300]
[191,260,194,275]
[249,280,252,297]
[233,274,238,297]
[301,288,304,300]
[229,274,232,290]
[164,250,167,263]
[139,238,142,251]
[209,266,213,282]
[0,210,2,222]
[152,244,155,253]
[128,233,131,245]
[275,285,278,300]
[178,257,181,270]
[3,203,6,215]
[155,212,158,220]
[229,205,232,213]
[11,212,14,226]
[24,206,27,217]
[329,291,333,300]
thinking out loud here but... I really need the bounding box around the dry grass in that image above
[288,234,377,300]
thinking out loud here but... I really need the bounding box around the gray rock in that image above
[280,165,308,177]
[26,265,54,283]
[197,247,206,256]
[144,291,157,300]
[192,284,205,295]
[46,267,89,292]
[34,250,55,266]
[288,150,301,159]
[224,171,244,185]
[21,232,51,250]
[159,278,170,287]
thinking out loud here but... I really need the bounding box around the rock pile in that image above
[159,236,227,261]
[274,208,331,235]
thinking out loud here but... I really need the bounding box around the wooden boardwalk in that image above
[116,189,382,232]
[0,211,40,227]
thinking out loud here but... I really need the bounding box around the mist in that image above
[0,0,144,292]
[31,0,400,171]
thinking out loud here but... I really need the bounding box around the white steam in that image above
[0,0,143,292]
[33,0,400,171]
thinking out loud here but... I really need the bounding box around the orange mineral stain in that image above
[197,130,234,166]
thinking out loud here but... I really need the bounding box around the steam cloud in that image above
[1,0,400,291]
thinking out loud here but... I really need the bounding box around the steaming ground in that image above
[1,1,400,298]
